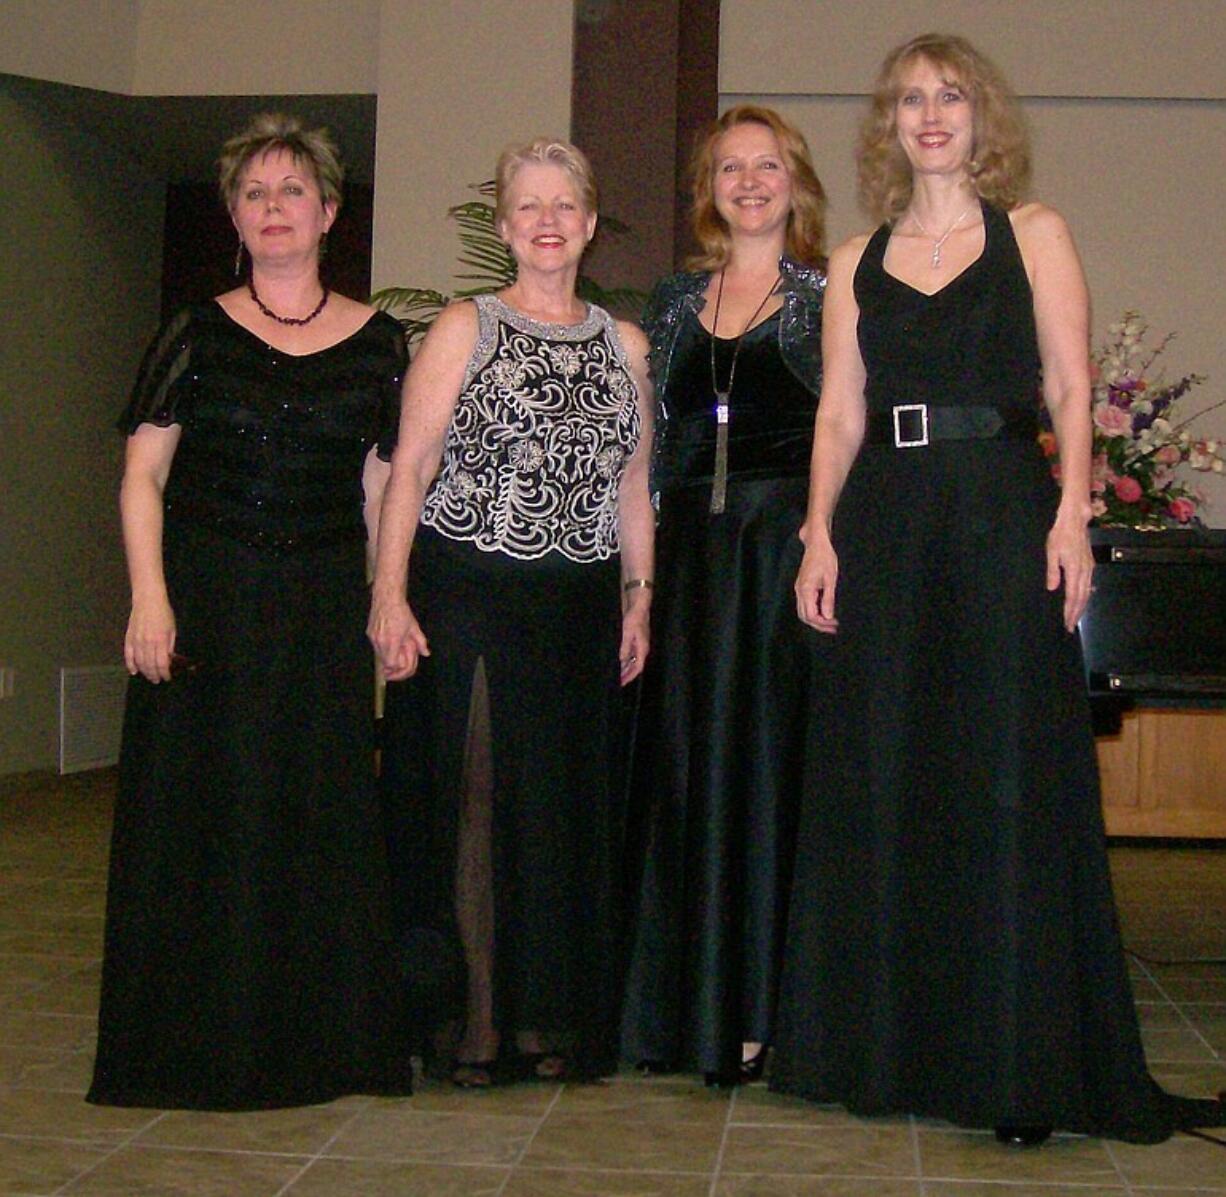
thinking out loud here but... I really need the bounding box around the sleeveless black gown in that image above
[770,204,1225,1141]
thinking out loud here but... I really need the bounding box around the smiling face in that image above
[230,147,335,268]
[894,56,975,180]
[498,162,596,276]
[711,121,793,243]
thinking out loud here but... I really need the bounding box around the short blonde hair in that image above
[494,137,598,224]
[218,112,344,211]
[857,32,1031,224]
[687,104,827,272]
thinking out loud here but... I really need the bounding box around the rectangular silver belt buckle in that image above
[893,403,929,448]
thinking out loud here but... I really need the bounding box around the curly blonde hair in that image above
[494,137,598,225]
[857,33,1031,224]
[218,112,343,211]
[687,105,827,272]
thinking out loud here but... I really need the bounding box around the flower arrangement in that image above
[1039,311,1224,527]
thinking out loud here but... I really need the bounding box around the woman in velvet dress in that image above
[89,114,411,1109]
[370,139,653,1085]
[776,33,1225,1143]
[621,106,825,1086]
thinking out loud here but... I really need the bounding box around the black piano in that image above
[1079,526,1226,734]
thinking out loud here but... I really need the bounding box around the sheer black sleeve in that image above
[373,312,408,461]
[116,307,196,435]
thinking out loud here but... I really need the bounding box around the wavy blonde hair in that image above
[494,137,598,225]
[857,33,1031,224]
[218,112,343,211]
[687,104,827,271]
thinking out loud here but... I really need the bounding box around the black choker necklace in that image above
[247,280,330,326]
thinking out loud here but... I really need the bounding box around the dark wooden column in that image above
[570,0,720,304]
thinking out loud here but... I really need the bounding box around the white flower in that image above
[487,359,527,393]
[548,344,583,379]
[508,439,545,472]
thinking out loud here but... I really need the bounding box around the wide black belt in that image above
[865,403,1039,448]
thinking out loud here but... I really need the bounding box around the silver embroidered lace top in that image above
[420,294,642,562]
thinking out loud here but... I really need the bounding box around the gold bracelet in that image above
[623,578,654,593]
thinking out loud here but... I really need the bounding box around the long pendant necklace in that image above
[248,279,330,326]
[908,203,974,269]
[707,268,779,514]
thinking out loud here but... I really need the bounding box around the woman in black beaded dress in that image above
[89,114,411,1109]
[370,138,654,1085]
[775,33,1225,1144]
[620,106,825,1086]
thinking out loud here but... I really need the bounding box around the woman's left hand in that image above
[1046,512,1094,631]
[619,604,650,685]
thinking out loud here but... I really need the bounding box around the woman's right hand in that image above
[368,596,430,681]
[795,526,840,634]
[125,595,177,682]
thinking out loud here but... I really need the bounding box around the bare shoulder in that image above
[827,231,875,284]
[420,298,480,353]
[614,317,649,359]
[1008,201,1075,249]
[329,292,376,318]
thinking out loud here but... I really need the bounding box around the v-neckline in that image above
[879,203,989,299]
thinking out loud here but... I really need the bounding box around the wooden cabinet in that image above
[1099,708,1226,837]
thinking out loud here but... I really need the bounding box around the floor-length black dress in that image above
[88,303,413,1110]
[770,203,1225,1141]
[380,296,642,1079]
[621,309,818,1077]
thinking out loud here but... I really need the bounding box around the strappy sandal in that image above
[516,1051,569,1081]
[451,1059,501,1088]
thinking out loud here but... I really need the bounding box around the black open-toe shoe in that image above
[994,1125,1053,1147]
[452,1059,501,1088]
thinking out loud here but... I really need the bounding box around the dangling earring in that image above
[318,231,329,261]
[233,237,245,278]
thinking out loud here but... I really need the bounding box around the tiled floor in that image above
[1,769,1223,1196]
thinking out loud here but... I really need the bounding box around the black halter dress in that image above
[769,203,1226,1141]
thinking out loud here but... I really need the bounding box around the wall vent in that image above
[59,665,128,774]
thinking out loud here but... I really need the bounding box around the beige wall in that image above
[131,0,379,95]
[371,0,575,296]
[0,79,163,774]
[723,0,1226,524]
[0,0,139,91]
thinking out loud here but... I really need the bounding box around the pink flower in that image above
[1113,475,1143,503]
[1094,403,1132,436]
[1090,453,1109,494]
[1154,444,1182,465]
[1037,430,1059,459]
[1167,497,1196,523]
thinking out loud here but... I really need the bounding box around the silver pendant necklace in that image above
[909,203,974,269]
[707,268,779,514]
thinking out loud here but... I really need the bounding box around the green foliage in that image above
[371,181,645,346]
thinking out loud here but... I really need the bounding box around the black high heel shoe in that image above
[738,1046,768,1084]
[704,1046,768,1088]
[994,1124,1052,1147]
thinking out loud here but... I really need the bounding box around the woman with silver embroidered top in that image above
[775,33,1226,1143]
[620,105,826,1087]
[89,114,412,1109]
[370,138,653,1085]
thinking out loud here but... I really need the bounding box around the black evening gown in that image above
[621,310,818,1076]
[770,204,1225,1141]
[88,303,413,1110]
[379,298,640,1080]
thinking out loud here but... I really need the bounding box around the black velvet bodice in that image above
[660,308,816,488]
